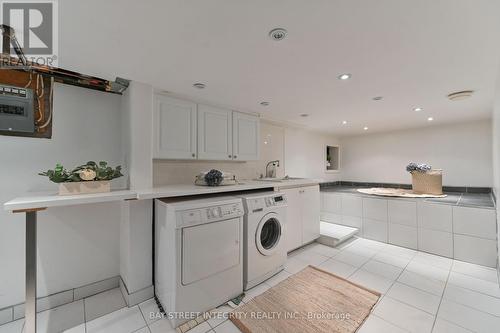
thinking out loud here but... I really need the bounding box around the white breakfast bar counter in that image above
[3,179,320,333]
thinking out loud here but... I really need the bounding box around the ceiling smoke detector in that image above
[447,90,474,101]
[269,28,288,41]
[193,83,206,89]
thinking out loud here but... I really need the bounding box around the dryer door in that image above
[182,217,241,285]
[255,212,283,256]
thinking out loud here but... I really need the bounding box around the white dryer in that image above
[238,192,287,290]
[154,196,244,327]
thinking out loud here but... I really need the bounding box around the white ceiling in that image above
[59,0,500,136]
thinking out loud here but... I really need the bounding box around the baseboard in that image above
[0,275,120,325]
[119,278,154,307]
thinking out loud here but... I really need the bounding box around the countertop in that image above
[136,179,321,199]
[320,185,495,209]
[4,179,321,212]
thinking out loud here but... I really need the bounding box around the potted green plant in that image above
[39,161,123,195]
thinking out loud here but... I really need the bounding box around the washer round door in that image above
[255,212,283,256]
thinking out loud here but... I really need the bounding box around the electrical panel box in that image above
[0,84,34,133]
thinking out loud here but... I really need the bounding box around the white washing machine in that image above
[238,192,287,290]
[154,196,244,327]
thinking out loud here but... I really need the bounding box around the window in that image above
[326,145,340,172]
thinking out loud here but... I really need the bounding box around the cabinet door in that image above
[153,95,197,159]
[197,105,233,160]
[322,192,342,214]
[301,185,320,244]
[232,111,260,161]
[281,188,302,252]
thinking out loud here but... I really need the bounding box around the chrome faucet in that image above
[265,160,280,178]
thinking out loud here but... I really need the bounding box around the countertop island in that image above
[320,184,495,209]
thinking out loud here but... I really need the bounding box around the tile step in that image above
[318,222,359,247]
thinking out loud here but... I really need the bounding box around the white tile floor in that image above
[2,237,499,333]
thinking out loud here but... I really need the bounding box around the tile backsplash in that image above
[153,121,286,186]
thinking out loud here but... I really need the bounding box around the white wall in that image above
[284,127,341,182]
[154,121,340,185]
[492,64,500,272]
[340,120,493,187]
[0,84,124,308]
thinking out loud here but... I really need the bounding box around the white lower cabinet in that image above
[389,200,417,226]
[453,234,497,267]
[301,186,320,244]
[319,191,497,267]
[388,223,418,250]
[341,216,363,230]
[417,203,452,232]
[282,185,320,252]
[283,188,302,251]
[322,192,342,214]
[363,218,388,242]
[452,206,496,240]
[363,198,388,222]
[320,212,342,224]
[341,195,362,217]
[418,228,453,258]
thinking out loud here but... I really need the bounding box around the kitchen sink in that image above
[254,177,305,182]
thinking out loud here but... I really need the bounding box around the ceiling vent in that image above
[447,90,474,101]
[269,28,287,41]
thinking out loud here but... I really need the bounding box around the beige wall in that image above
[153,121,340,185]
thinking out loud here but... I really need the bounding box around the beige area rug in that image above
[230,266,380,333]
[357,187,447,198]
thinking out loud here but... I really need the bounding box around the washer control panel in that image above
[247,193,287,212]
[265,195,286,207]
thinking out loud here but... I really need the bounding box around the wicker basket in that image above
[411,169,443,195]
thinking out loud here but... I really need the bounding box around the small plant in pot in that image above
[39,161,123,195]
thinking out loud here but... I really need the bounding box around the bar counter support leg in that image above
[25,211,37,333]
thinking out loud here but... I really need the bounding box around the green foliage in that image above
[39,161,124,183]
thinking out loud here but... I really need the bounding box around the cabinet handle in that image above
[228,155,232,158]
[233,155,237,159]
[192,153,196,158]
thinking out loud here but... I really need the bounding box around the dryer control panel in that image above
[206,203,243,220]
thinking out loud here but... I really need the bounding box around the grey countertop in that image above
[320,185,495,209]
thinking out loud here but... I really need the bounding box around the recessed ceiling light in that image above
[373,96,383,101]
[447,90,474,101]
[363,126,368,131]
[342,120,348,125]
[338,73,352,80]
[300,113,309,117]
[260,101,270,106]
[269,28,288,41]
[193,83,206,89]
[427,117,434,122]
[413,107,423,112]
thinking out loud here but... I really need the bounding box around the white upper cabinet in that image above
[232,111,260,161]
[197,105,233,160]
[153,95,260,161]
[153,95,197,159]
